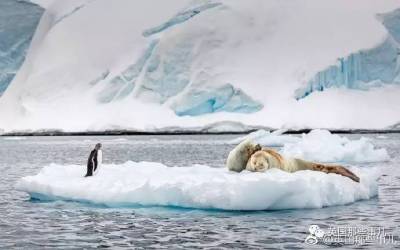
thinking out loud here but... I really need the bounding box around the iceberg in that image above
[16,130,387,210]
[16,162,378,210]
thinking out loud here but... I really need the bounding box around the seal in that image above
[225,139,262,172]
[246,148,360,182]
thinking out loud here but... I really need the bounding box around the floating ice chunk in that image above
[231,129,389,163]
[16,161,378,211]
[280,130,389,163]
[229,129,300,146]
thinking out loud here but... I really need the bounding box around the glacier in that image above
[1,0,400,133]
[0,0,43,95]
[97,1,262,116]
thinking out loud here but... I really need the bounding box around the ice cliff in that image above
[296,9,400,99]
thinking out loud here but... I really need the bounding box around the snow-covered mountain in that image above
[1,0,400,133]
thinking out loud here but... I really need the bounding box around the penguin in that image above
[94,145,102,176]
[84,143,102,177]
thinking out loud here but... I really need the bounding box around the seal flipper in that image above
[312,164,360,183]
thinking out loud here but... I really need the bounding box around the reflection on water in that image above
[0,134,399,249]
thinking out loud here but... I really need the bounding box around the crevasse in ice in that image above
[142,2,222,37]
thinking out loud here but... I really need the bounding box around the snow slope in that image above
[1,0,400,133]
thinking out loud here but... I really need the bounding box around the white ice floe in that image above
[231,129,389,163]
[280,130,389,163]
[16,161,378,211]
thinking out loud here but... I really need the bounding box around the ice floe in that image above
[280,130,389,163]
[16,161,378,211]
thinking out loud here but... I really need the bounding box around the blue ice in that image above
[295,9,400,99]
[0,0,43,96]
[173,84,263,116]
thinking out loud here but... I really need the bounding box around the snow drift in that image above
[16,162,378,211]
[1,0,400,133]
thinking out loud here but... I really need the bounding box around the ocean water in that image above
[0,134,399,249]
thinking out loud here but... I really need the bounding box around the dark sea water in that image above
[0,134,399,249]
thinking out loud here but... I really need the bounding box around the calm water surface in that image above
[0,134,399,249]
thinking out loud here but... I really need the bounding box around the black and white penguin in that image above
[85,143,102,177]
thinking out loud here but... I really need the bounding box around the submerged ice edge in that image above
[16,162,379,211]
